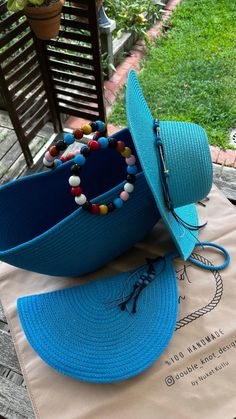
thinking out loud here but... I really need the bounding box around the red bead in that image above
[91,203,100,214]
[49,145,59,157]
[60,156,67,163]
[71,187,83,196]
[73,128,84,140]
[88,140,100,151]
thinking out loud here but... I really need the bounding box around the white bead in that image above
[69,175,80,187]
[75,194,87,205]
[124,183,134,193]
[43,157,53,167]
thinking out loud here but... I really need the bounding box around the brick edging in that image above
[210,146,236,169]
[104,0,182,113]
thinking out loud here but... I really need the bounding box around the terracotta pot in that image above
[24,0,64,40]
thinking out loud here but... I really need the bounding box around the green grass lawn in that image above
[108,0,236,148]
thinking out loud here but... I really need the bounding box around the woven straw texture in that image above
[160,121,213,208]
[17,254,178,383]
[0,129,160,277]
[126,70,213,260]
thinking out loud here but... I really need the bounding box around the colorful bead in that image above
[124,183,134,193]
[69,175,80,187]
[71,186,83,196]
[127,165,137,175]
[120,191,129,201]
[80,146,91,157]
[88,140,100,151]
[99,205,108,215]
[66,152,75,161]
[82,201,92,211]
[75,194,87,205]
[56,140,67,151]
[81,124,92,135]
[126,155,136,165]
[96,120,105,132]
[113,198,123,209]
[98,137,109,149]
[91,203,100,214]
[64,133,75,145]
[73,128,83,140]
[45,151,54,162]
[116,141,125,152]
[127,174,136,183]
[49,145,59,157]
[43,157,53,167]
[43,119,136,216]
[89,121,98,132]
[121,147,131,158]
[53,159,62,167]
[70,164,80,175]
[74,154,86,166]
[107,202,115,212]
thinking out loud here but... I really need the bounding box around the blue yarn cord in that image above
[167,241,230,271]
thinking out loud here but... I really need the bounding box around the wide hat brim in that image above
[17,256,178,383]
[126,70,198,260]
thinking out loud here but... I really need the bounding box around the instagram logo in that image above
[165,375,175,387]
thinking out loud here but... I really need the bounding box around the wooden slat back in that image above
[47,0,106,121]
[0,0,105,168]
[0,5,54,166]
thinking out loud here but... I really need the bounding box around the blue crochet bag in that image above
[0,128,160,277]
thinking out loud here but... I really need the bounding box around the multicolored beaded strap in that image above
[43,120,137,215]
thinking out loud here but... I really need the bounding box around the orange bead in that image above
[81,124,92,135]
[116,141,125,152]
[121,147,131,158]
[73,128,84,140]
[66,153,75,161]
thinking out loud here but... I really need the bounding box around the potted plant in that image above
[7,0,64,40]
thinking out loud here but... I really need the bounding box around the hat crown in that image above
[159,121,213,209]
[126,69,213,259]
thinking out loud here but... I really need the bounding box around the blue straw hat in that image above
[126,70,213,259]
[17,254,178,383]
